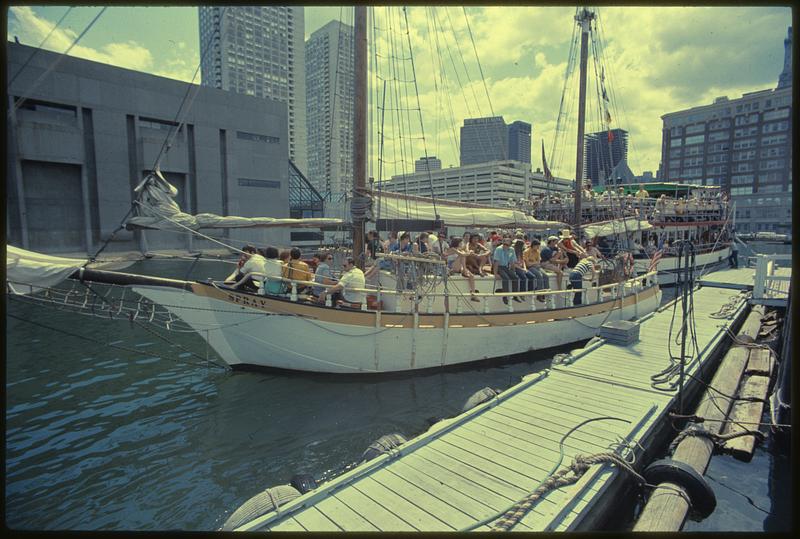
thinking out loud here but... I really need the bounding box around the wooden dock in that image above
[234,270,757,532]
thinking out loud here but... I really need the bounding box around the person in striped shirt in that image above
[568,256,597,306]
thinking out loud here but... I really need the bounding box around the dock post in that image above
[633,307,762,531]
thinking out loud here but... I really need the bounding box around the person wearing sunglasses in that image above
[312,252,336,297]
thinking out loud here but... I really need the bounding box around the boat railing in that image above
[753,254,792,302]
[233,270,659,315]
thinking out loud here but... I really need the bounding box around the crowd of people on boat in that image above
[520,183,728,224]
[222,226,608,308]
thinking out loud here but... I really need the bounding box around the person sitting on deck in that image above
[225,245,266,292]
[512,238,537,295]
[467,234,491,275]
[558,229,586,268]
[568,256,597,306]
[444,238,480,302]
[493,235,522,304]
[540,236,566,289]
[317,257,365,309]
[312,252,336,297]
[584,238,604,260]
[258,246,285,295]
[383,230,399,253]
[286,247,313,293]
[635,184,649,199]
[523,238,550,295]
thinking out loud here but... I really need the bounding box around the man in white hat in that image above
[557,228,586,268]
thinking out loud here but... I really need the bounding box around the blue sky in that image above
[7,6,792,178]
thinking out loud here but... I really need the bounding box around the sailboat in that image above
[6,7,661,374]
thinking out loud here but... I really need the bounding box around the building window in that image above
[760,146,787,158]
[670,138,683,147]
[762,108,790,121]
[732,150,756,161]
[708,119,731,130]
[761,134,787,146]
[730,186,753,195]
[684,134,705,145]
[238,178,281,188]
[762,121,788,133]
[757,184,782,193]
[731,174,754,185]
[732,139,757,150]
[760,159,785,170]
[708,131,729,142]
[685,124,705,134]
[734,126,758,138]
[237,131,280,143]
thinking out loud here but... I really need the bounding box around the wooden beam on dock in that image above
[632,308,762,532]
[720,374,769,462]
[736,305,766,343]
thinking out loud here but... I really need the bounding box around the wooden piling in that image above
[632,308,764,532]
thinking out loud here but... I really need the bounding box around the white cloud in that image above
[9,6,195,82]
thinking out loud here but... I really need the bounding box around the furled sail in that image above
[368,189,566,230]
[6,245,86,295]
[583,217,652,239]
[126,170,344,232]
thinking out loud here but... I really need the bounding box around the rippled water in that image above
[5,255,790,530]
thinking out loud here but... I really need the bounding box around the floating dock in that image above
[234,267,768,531]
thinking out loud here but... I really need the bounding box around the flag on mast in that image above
[542,139,553,181]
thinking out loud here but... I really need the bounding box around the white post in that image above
[455,297,462,314]
[325,294,332,307]
[483,296,489,314]
[507,294,514,312]
[290,282,298,302]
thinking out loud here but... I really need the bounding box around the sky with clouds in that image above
[7,5,792,180]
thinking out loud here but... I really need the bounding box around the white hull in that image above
[132,281,661,374]
[635,246,731,286]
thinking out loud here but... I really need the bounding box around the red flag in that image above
[607,130,615,143]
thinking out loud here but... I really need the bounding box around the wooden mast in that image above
[573,8,595,240]
[352,6,368,267]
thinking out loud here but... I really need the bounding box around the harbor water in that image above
[5,248,790,530]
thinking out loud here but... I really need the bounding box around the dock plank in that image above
[331,487,417,531]
[312,494,381,531]
[291,506,341,531]
[353,475,452,531]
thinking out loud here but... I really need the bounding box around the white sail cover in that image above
[584,218,652,239]
[6,245,86,295]
[126,170,344,232]
[372,190,565,230]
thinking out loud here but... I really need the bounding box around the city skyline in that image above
[7,5,791,180]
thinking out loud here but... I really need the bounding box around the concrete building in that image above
[383,160,572,207]
[584,128,629,186]
[414,156,442,173]
[7,42,291,254]
[305,20,354,198]
[199,6,307,174]
[659,83,792,235]
[508,121,532,164]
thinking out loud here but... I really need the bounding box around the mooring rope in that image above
[667,424,765,454]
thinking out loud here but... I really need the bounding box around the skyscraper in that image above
[777,26,792,89]
[305,20,354,198]
[583,128,629,186]
[460,117,508,166]
[199,6,307,173]
[508,121,532,164]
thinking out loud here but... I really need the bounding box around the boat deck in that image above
[235,269,753,532]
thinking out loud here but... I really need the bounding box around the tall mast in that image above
[573,7,594,239]
[352,6,368,267]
